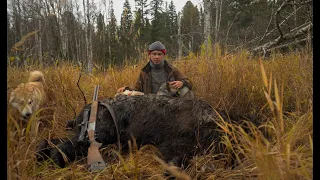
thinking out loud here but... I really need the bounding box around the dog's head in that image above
[9,83,41,118]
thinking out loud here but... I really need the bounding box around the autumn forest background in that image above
[7,0,313,179]
[7,0,312,70]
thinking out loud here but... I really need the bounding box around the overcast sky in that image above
[95,0,203,24]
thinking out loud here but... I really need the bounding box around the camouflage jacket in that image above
[132,60,192,94]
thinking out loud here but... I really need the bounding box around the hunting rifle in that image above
[86,85,106,172]
[77,109,89,145]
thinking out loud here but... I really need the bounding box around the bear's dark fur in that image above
[36,94,227,168]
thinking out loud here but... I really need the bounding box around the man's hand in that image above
[169,81,183,89]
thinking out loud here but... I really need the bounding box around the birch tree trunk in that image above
[203,0,211,53]
[177,12,182,60]
[108,0,112,65]
[48,0,64,60]
[218,0,223,35]
[83,0,88,66]
[37,18,43,64]
[293,0,297,43]
[214,0,219,42]
[87,0,93,73]
[12,0,22,66]
[75,0,81,63]
[83,0,93,73]
[102,0,107,69]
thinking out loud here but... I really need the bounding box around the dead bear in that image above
[36,94,227,168]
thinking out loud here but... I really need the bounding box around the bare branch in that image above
[226,11,241,44]
[292,0,312,6]
[290,22,312,32]
[267,37,312,52]
[252,23,312,53]
[266,5,304,37]
[257,0,275,46]
[276,0,293,14]
[274,0,293,39]
[77,64,87,106]
[11,30,39,52]
[253,4,306,47]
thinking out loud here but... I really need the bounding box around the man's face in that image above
[149,50,165,64]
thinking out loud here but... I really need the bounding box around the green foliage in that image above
[105,3,120,66]
[95,13,106,65]
[181,1,200,33]
[200,37,213,58]
[181,1,202,55]
[119,0,134,63]
[165,0,179,58]
[149,0,164,42]
[132,6,151,58]
[134,0,149,23]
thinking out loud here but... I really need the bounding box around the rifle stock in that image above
[86,85,106,172]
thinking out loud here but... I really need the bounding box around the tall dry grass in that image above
[7,47,312,179]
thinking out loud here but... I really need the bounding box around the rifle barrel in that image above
[93,85,100,101]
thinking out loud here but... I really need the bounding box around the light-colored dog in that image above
[9,71,47,118]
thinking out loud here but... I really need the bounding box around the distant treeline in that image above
[7,0,312,69]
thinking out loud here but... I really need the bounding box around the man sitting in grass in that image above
[117,41,193,98]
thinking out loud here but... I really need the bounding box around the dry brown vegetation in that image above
[7,47,313,180]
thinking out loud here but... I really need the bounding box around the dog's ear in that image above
[17,83,25,88]
[7,87,14,95]
[9,91,14,103]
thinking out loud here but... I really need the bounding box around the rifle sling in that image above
[100,102,121,152]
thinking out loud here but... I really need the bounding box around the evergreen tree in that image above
[149,0,164,42]
[144,18,152,44]
[61,11,79,63]
[181,1,201,54]
[120,0,133,62]
[199,6,204,35]
[160,2,171,45]
[168,0,178,36]
[132,8,146,59]
[106,3,119,66]
[95,13,105,65]
[133,8,143,42]
[132,7,151,57]
[165,0,179,58]
[134,0,149,26]
[133,0,151,54]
